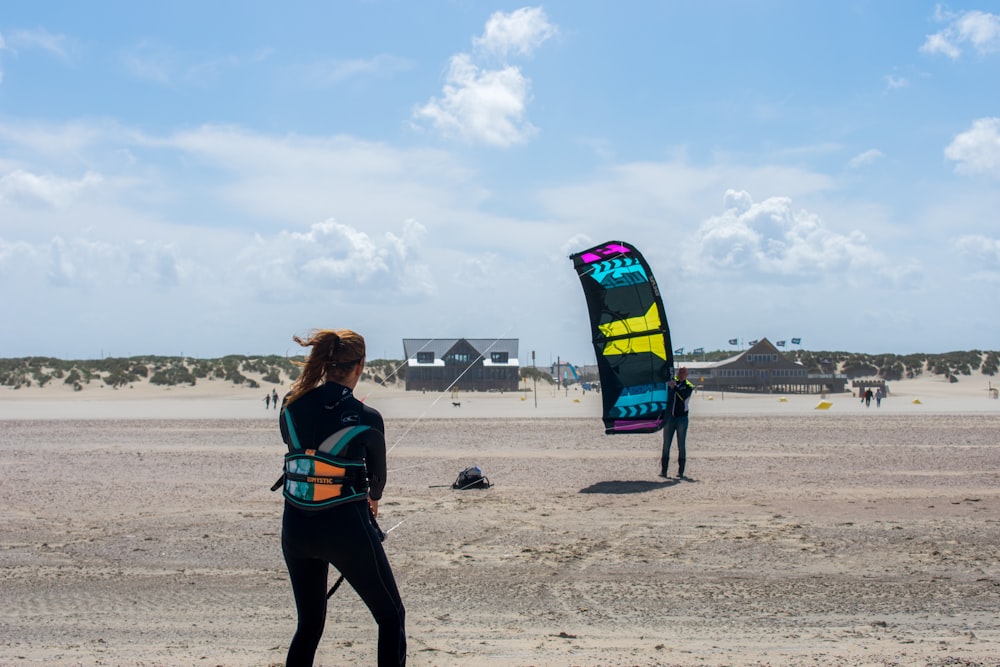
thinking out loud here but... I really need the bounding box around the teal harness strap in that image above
[283,410,302,451]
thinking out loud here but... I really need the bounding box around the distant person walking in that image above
[272,388,279,409]
[876,387,884,408]
[864,388,873,407]
[265,392,271,409]
[661,366,695,479]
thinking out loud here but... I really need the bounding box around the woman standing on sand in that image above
[276,329,405,667]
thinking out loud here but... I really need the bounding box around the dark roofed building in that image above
[403,338,520,392]
[682,338,847,394]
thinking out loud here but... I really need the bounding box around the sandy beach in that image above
[1,374,999,666]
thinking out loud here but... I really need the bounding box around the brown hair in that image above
[285,329,366,405]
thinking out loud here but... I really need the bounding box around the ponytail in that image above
[285,329,366,405]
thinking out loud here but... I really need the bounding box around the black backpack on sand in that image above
[452,466,490,490]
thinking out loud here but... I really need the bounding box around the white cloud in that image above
[0,119,113,160]
[138,124,485,233]
[4,28,71,59]
[0,235,182,289]
[123,39,175,84]
[414,7,556,147]
[46,237,115,287]
[883,74,909,90]
[236,218,434,301]
[123,40,273,87]
[2,216,426,299]
[848,149,884,169]
[0,169,104,207]
[954,9,1000,52]
[955,234,1000,268]
[125,240,184,287]
[0,237,40,279]
[296,54,414,86]
[474,6,557,59]
[921,31,961,58]
[414,54,537,147]
[683,190,912,284]
[945,117,1000,178]
[921,8,1000,58]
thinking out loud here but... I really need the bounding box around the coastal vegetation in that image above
[0,355,405,391]
[0,351,996,391]
[674,349,999,382]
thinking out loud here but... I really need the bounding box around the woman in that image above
[277,329,406,666]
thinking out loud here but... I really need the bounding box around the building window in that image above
[491,352,509,363]
[416,351,434,364]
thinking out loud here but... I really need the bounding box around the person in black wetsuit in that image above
[660,366,694,479]
[278,328,405,666]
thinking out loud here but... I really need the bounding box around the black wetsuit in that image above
[279,382,405,666]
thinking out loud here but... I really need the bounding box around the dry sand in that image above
[1,375,999,666]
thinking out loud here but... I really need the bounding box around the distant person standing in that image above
[265,392,271,409]
[661,366,695,479]
[272,388,279,409]
[875,387,884,408]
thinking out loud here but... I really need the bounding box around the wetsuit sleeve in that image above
[364,412,388,501]
[677,382,694,401]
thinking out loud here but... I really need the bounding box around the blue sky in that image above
[1,1,998,364]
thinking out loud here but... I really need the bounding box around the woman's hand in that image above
[368,497,379,519]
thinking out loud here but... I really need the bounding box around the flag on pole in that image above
[674,347,684,354]
[748,340,758,346]
[791,337,802,345]
[776,340,786,347]
[693,347,704,354]
[728,338,738,346]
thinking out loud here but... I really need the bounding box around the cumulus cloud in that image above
[46,237,118,286]
[414,6,556,147]
[237,218,434,301]
[0,169,104,207]
[0,235,183,289]
[683,190,908,283]
[414,54,537,147]
[955,234,1000,268]
[921,7,1000,58]
[945,117,1000,177]
[474,6,558,59]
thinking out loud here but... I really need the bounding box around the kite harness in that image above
[272,407,373,509]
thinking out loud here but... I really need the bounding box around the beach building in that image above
[402,338,520,392]
[681,338,848,394]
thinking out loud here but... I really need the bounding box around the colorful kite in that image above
[569,241,674,434]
